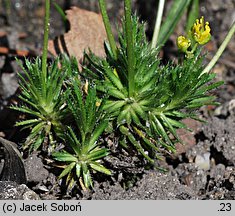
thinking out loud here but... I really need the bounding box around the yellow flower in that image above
[96,101,101,107]
[191,16,211,45]
[177,36,191,52]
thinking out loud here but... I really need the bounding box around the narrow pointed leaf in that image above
[53,151,78,162]
[120,126,154,163]
[88,120,108,147]
[67,127,82,155]
[82,163,92,188]
[76,163,81,178]
[58,162,76,179]
[87,148,109,161]
[14,119,41,127]
[90,162,111,175]
[157,0,191,46]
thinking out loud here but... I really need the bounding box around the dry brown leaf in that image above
[174,119,202,156]
[48,7,107,66]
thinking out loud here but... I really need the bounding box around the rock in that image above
[0,56,5,68]
[0,137,26,184]
[24,153,49,183]
[0,181,40,200]
[214,99,235,117]
[0,73,19,99]
[195,152,210,171]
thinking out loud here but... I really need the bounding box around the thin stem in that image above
[98,0,117,59]
[202,21,235,75]
[124,0,135,97]
[151,0,165,49]
[4,0,11,18]
[185,43,198,58]
[42,0,50,82]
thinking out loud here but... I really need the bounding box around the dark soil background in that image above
[0,0,235,200]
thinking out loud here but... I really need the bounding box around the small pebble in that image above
[195,152,210,171]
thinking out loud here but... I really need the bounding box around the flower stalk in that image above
[151,0,165,48]
[98,0,117,59]
[202,21,235,75]
[124,0,135,97]
[42,0,50,95]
